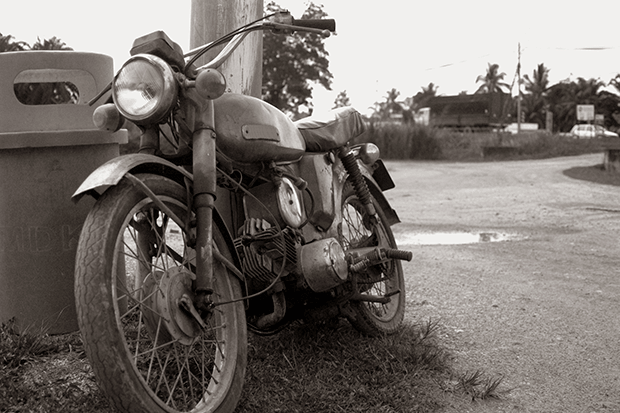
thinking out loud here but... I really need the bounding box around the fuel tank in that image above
[213,93,306,163]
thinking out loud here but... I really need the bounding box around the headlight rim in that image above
[112,53,178,125]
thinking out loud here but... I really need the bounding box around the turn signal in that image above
[195,68,226,100]
[93,103,125,132]
[357,143,380,165]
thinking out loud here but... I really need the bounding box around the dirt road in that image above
[385,154,620,412]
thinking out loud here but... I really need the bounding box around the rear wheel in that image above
[340,181,405,336]
[75,174,246,413]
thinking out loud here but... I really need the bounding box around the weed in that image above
[0,318,59,369]
[455,369,505,401]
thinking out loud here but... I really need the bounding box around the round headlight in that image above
[113,54,178,124]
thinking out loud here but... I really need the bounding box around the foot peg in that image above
[349,247,412,273]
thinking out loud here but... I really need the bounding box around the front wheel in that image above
[75,173,247,413]
[340,181,405,336]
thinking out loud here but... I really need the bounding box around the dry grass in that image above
[357,123,617,162]
[0,319,111,412]
[238,319,448,412]
[0,316,505,412]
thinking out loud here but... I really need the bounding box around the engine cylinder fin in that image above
[234,219,298,282]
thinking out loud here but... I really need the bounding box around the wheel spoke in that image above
[340,183,405,335]
[76,176,246,412]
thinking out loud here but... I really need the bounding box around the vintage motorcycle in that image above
[73,11,411,413]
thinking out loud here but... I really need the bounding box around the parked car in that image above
[569,124,619,139]
[503,122,539,134]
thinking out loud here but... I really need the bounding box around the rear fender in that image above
[332,158,400,227]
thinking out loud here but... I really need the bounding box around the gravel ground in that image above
[386,154,620,412]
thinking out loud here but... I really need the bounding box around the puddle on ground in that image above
[396,231,523,246]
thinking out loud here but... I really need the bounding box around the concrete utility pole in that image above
[517,42,522,134]
[190,0,263,97]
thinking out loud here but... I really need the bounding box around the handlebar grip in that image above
[292,18,336,32]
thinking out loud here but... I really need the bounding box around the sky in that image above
[3,0,620,115]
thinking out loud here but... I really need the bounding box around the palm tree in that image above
[0,33,27,52]
[411,82,438,110]
[371,88,402,121]
[546,77,606,132]
[31,36,72,51]
[574,77,603,103]
[475,63,509,94]
[522,63,550,127]
[524,63,549,96]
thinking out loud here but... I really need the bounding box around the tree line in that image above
[369,62,620,133]
[5,2,619,133]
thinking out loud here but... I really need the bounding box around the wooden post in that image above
[190,0,263,97]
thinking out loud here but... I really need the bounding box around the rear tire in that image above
[75,174,246,413]
[340,181,405,336]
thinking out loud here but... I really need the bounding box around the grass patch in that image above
[0,316,505,412]
[239,319,453,412]
[0,318,59,369]
[564,164,620,187]
[358,123,616,161]
[356,123,443,160]
[0,319,111,413]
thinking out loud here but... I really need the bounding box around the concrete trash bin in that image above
[0,51,127,334]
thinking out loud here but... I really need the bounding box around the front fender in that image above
[72,153,193,202]
[72,153,245,285]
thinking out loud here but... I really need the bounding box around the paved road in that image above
[385,154,620,412]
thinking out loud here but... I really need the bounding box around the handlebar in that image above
[188,13,336,73]
[292,18,336,32]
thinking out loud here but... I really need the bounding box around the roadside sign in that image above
[576,105,595,121]
[595,114,604,125]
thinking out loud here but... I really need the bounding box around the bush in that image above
[354,122,442,160]
[356,122,612,161]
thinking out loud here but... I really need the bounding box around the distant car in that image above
[503,123,539,134]
[569,124,619,139]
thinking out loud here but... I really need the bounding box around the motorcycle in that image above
[73,11,412,413]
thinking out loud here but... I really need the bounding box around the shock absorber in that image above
[338,146,376,218]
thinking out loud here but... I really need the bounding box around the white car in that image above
[569,124,619,139]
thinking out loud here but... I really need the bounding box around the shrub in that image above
[356,122,613,161]
[355,122,442,160]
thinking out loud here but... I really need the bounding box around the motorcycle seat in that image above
[295,107,366,152]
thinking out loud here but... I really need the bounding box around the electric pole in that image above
[190,0,263,97]
[517,42,522,134]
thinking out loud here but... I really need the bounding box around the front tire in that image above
[340,181,405,336]
[75,174,247,413]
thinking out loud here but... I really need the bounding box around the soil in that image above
[386,153,620,412]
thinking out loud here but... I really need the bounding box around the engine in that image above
[233,218,299,284]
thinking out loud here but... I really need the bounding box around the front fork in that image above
[191,100,218,311]
[132,99,219,317]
